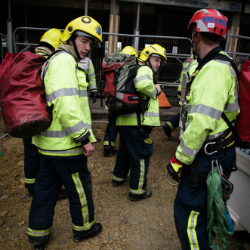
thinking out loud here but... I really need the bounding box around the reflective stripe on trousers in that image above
[28,227,51,237]
[129,159,146,195]
[25,178,36,184]
[187,211,200,250]
[112,175,126,181]
[72,172,95,231]
[104,141,115,146]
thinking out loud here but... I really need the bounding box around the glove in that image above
[91,92,98,103]
[166,155,183,183]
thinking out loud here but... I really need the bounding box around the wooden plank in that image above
[228,26,234,54]
[113,15,120,53]
[108,15,113,54]
[233,26,240,60]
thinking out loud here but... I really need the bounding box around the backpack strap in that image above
[41,50,70,114]
[41,50,66,80]
[186,51,238,91]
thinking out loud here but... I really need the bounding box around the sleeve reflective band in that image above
[79,90,88,97]
[46,88,79,102]
[148,88,157,98]
[65,121,86,135]
[180,138,199,157]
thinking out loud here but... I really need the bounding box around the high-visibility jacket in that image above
[32,51,96,157]
[176,51,240,165]
[116,65,160,127]
[177,58,198,102]
[78,57,97,93]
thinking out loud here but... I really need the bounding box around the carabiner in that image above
[215,160,228,180]
[204,142,218,156]
[211,160,215,177]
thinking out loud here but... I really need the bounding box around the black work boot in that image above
[58,189,68,198]
[28,188,34,197]
[103,146,118,157]
[163,122,172,138]
[34,243,46,250]
[112,176,128,187]
[110,147,118,157]
[129,190,152,201]
[73,223,103,242]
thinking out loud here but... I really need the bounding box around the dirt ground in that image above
[0,114,249,250]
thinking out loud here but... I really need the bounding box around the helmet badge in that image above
[95,25,101,36]
[81,17,92,24]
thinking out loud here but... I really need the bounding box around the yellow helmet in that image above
[40,28,62,49]
[61,16,102,45]
[121,46,138,58]
[139,44,167,62]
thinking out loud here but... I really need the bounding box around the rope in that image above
[165,170,179,186]
[0,133,9,140]
[206,164,233,250]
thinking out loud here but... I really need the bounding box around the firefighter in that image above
[112,44,167,201]
[166,9,239,249]
[35,28,62,56]
[163,57,198,138]
[103,46,138,157]
[28,16,103,249]
[23,28,67,198]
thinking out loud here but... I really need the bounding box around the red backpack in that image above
[0,51,52,138]
[103,53,150,116]
[234,59,250,148]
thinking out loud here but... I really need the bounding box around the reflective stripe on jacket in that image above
[32,51,96,156]
[116,65,160,126]
[176,51,240,165]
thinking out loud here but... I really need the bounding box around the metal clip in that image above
[204,142,218,155]
[215,160,228,180]
[211,160,215,177]
[215,160,234,198]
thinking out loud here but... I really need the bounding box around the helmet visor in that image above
[75,31,98,44]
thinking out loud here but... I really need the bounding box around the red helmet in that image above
[187,9,228,40]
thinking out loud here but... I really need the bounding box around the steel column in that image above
[7,0,13,53]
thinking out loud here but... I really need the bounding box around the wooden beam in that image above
[228,26,234,54]
[119,0,242,12]
[108,15,114,54]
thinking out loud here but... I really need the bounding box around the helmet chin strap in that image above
[147,57,153,69]
[192,32,198,60]
[72,38,81,60]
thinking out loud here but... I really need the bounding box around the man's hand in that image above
[166,155,183,183]
[83,142,94,157]
[155,84,162,95]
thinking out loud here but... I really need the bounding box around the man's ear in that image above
[68,38,73,46]
[195,32,201,43]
